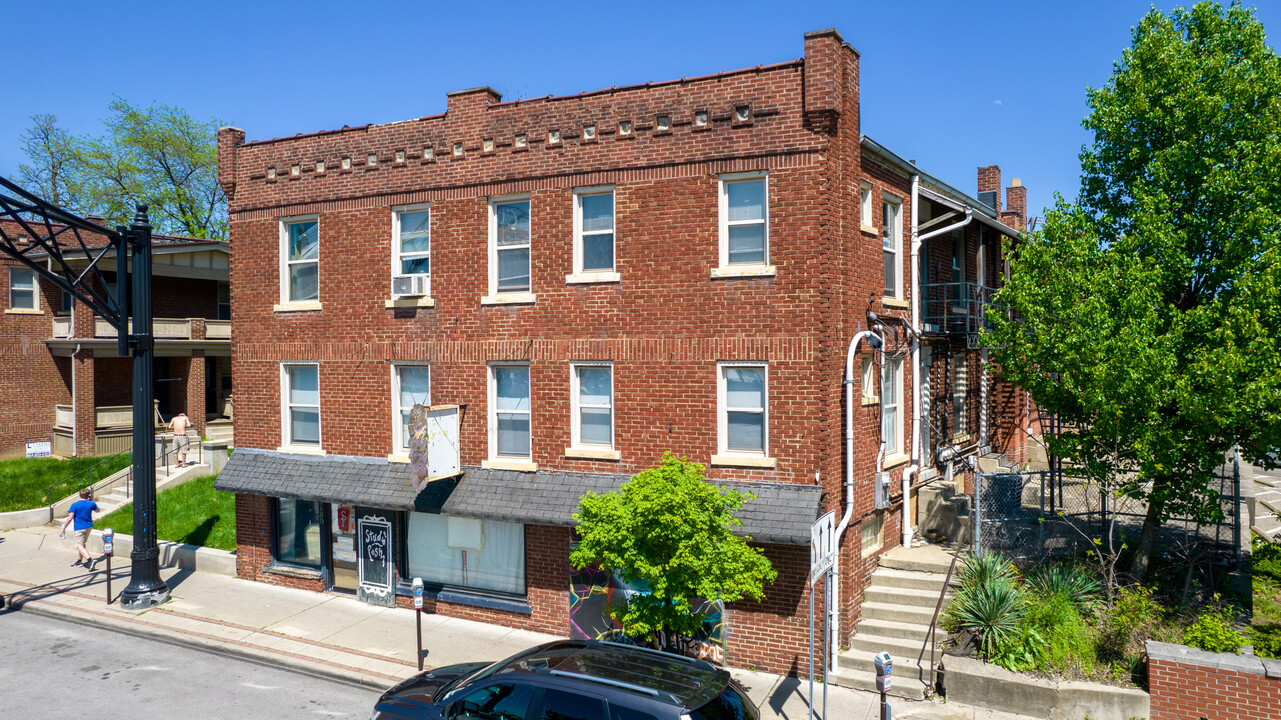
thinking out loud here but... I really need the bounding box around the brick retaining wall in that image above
[1147,641,1281,720]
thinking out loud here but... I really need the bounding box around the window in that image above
[860,183,873,227]
[489,197,531,295]
[688,687,758,720]
[718,363,767,456]
[59,288,73,315]
[882,355,903,456]
[407,513,526,595]
[452,683,535,720]
[540,690,606,720]
[282,363,320,448]
[719,174,768,267]
[571,364,613,449]
[950,228,967,305]
[393,364,431,452]
[861,512,884,557]
[281,217,319,303]
[216,282,230,320]
[8,267,36,310]
[860,355,878,403]
[951,355,968,438]
[882,197,902,298]
[573,188,615,275]
[274,498,323,568]
[490,364,531,460]
[393,205,432,295]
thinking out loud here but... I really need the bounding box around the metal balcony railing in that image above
[919,282,1000,339]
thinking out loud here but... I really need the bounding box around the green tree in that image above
[987,2,1281,581]
[570,453,777,642]
[17,114,82,210]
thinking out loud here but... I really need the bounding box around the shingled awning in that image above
[216,448,822,545]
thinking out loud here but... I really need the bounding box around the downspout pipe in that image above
[831,328,883,672]
[906,174,922,548]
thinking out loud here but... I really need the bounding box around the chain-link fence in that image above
[974,457,1242,570]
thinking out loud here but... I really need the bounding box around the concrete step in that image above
[855,617,937,643]
[847,633,937,660]
[877,545,959,575]
[829,665,929,700]
[868,567,950,593]
[859,601,935,625]
[864,585,941,609]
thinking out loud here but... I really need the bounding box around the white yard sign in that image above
[25,441,51,458]
[810,510,837,584]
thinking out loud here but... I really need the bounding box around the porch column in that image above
[186,351,207,438]
[73,349,95,457]
[980,347,989,449]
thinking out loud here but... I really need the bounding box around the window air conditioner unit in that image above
[392,274,428,298]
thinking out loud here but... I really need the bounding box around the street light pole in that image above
[119,205,169,610]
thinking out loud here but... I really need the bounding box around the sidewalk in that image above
[0,526,1032,720]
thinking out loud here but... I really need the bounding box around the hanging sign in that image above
[810,511,837,584]
[408,404,461,492]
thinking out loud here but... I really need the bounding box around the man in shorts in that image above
[169,411,191,467]
[60,487,100,570]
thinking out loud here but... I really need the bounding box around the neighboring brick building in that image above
[214,28,1033,676]
[1147,641,1281,720]
[0,219,233,459]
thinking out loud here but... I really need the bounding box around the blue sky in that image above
[2,1,1277,222]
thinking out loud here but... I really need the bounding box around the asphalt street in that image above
[0,609,381,719]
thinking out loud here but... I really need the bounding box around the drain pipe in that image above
[831,328,883,672]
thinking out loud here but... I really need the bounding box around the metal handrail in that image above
[45,450,131,522]
[923,552,960,695]
[46,433,206,522]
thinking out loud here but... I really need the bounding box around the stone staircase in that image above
[831,544,959,700]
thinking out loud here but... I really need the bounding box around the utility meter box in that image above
[874,473,891,509]
[874,651,893,692]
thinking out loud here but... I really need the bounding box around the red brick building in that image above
[0,220,233,459]
[214,29,1033,676]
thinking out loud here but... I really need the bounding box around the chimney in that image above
[217,126,246,202]
[802,28,858,136]
[1003,178,1027,231]
[977,165,1001,212]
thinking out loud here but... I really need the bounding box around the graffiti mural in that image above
[569,559,726,664]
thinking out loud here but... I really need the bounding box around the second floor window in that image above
[720,174,768,267]
[719,363,767,456]
[490,197,531,294]
[883,198,902,298]
[574,188,615,274]
[393,206,431,295]
[282,218,319,303]
[491,364,531,459]
[282,363,320,448]
[393,365,431,452]
[572,364,613,449]
[8,267,36,310]
[882,355,903,456]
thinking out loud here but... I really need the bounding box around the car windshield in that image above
[687,687,757,720]
[438,661,507,703]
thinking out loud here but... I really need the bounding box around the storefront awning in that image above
[216,448,823,545]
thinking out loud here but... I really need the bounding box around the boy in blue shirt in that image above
[60,487,100,570]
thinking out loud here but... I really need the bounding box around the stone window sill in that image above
[861,224,878,235]
[387,453,410,464]
[4,308,42,315]
[565,272,621,285]
[882,297,910,310]
[710,454,777,469]
[862,396,880,406]
[565,447,621,461]
[480,292,536,306]
[385,297,435,309]
[398,583,531,615]
[276,446,327,457]
[482,459,538,472]
[882,452,911,469]
[273,300,323,313]
[711,264,776,279]
[264,562,324,581]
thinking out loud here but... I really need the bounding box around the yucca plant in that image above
[946,578,1027,657]
[957,551,1018,592]
[1026,564,1101,610]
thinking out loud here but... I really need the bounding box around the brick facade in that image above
[1147,641,1281,720]
[219,29,1031,675]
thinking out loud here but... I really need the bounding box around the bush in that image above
[1026,564,1101,610]
[958,551,1018,591]
[1182,598,1245,654]
[946,576,1026,657]
[1025,592,1097,675]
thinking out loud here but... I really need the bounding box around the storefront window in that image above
[407,513,525,595]
[274,498,323,568]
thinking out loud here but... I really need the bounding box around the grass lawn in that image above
[99,474,236,552]
[0,453,132,513]
[1253,537,1281,658]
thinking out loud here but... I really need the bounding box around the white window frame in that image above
[278,215,320,308]
[861,354,878,405]
[392,204,432,297]
[569,186,619,283]
[8,267,38,311]
[715,172,774,277]
[882,195,903,299]
[280,362,321,452]
[570,362,614,451]
[952,355,968,439]
[881,355,904,458]
[487,362,533,465]
[716,361,769,460]
[859,183,873,229]
[485,195,534,303]
[391,363,431,455]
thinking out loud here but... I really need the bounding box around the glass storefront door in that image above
[329,504,358,593]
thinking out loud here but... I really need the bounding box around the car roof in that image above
[492,640,730,710]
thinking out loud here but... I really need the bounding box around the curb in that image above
[4,588,402,694]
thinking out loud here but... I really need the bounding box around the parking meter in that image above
[874,651,892,692]
[103,528,114,556]
[412,577,424,609]
[413,577,425,670]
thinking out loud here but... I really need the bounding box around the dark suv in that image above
[370,640,758,720]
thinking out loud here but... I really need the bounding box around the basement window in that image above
[861,512,884,557]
